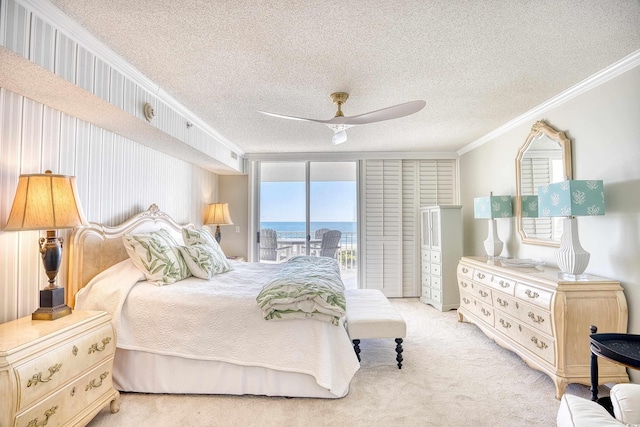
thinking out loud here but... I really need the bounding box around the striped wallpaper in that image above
[0,88,218,322]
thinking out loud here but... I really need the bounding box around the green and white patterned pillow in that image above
[123,230,191,285]
[182,227,232,274]
[178,244,228,279]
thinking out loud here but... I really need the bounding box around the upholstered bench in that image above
[344,289,407,369]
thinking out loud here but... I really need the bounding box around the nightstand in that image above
[0,310,120,426]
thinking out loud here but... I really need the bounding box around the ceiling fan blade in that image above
[256,110,318,123]
[340,100,426,125]
[332,129,348,145]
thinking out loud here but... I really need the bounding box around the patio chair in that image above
[314,228,331,239]
[311,229,342,259]
[260,229,292,262]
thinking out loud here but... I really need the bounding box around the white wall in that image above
[0,88,218,322]
[460,65,640,382]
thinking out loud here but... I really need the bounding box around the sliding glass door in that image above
[257,161,358,287]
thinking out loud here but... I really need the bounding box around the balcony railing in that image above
[275,230,357,270]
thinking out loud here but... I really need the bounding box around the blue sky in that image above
[260,181,357,222]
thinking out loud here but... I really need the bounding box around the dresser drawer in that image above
[15,322,115,411]
[15,358,114,427]
[457,263,474,279]
[461,292,494,326]
[422,275,431,287]
[493,312,555,366]
[421,250,430,263]
[458,276,472,292]
[431,289,442,302]
[485,274,516,296]
[430,251,441,263]
[470,281,492,304]
[422,262,431,275]
[431,276,442,290]
[431,264,442,277]
[515,283,553,310]
[421,286,431,300]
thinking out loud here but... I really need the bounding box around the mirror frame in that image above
[515,120,572,247]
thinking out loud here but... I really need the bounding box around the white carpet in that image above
[87,298,598,427]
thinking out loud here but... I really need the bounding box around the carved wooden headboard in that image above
[67,204,194,307]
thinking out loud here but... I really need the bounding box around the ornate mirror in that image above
[515,121,572,246]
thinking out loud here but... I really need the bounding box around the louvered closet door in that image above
[521,158,552,239]
[401,160,457,297]
[362,160,403,297]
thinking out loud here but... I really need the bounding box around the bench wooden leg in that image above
[395,338,403,369]
[352,339,361,361]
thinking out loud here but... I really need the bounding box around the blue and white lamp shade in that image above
[537,180,605,217]
[473,195,513,219]
[521,195,538,218]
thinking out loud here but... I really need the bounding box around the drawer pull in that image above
[71,386,76,397]
[478,290,488,298]
[525,289,539,299]
[481,308,491,317]
[27,364,62,387]
[476,273,486,280]
[499,319,511,329]
[72,345,78,356]
[462,267,469,273]
[27,406,57,427]
[89,337,112,354]
[528,312,545,324]
[531,337,548,350]
[460,281,468,288]
[86,371,109,391]
[497,298,508,308]
[462,297,470,304]
[498,280,509,288]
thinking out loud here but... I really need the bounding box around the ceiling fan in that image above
[258,92,426,145]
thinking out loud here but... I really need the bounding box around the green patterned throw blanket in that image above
[256,256,346,325]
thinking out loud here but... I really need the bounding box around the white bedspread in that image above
[75,259,359,397]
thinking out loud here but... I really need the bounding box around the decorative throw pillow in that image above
[122,230,191,285]
[177,244,229,279]
[182,227,232,273]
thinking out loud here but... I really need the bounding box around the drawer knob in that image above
[525,289,539,299]
[499,319,511,329]
[462,297,470,304]
[497,298,508,308]
[460,281,468,288]
[528,312,545,324]
[462,267,469,273]
[88,337,112,354]
[531,337,548,350]
[498,280,509,288]
[72,345,78,356]
[27,406,57,427]
[86,371,110,391]
[477,273,486,280]
[478,290,488,298]
[27,364,62,387]
[481,308,491,317]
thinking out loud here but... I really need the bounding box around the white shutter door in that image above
[362,159,402,297]
[400,159,457,296]
[521,158,552,238]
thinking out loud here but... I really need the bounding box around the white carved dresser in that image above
[456,256,629,398]
[0,310,119,426]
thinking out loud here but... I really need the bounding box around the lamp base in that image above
[32,287,72,320]
[556,217,590,276]
[483,219,504,258]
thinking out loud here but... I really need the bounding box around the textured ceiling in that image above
[49,0,640,155]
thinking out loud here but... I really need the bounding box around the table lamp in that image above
[3,171,88,320]
[521,195,538,218]
[474,194,513,258]
[205,202,233,243]
[537,180,604,279]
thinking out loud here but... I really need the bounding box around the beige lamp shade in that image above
[4,171,88,231]
[205,202,233,226]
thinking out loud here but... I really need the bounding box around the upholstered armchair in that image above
[557,384,640,426]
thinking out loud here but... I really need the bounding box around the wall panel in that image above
[0,88,218,323]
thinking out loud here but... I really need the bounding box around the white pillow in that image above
[610,383,640,425]
[123,230,191,285]
[182,227,232,273]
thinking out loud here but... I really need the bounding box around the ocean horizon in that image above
[260,221,356,234]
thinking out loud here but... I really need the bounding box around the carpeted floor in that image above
[87,298,597,427]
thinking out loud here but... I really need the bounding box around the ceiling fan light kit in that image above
[258,92,426,145]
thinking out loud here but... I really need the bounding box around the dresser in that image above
[456,256,629,398]
[0,310,120,426]
[420,205,463,311]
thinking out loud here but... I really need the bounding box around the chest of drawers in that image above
[457,256,629,398]
[0,310,120,426]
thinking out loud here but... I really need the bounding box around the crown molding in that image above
[18,0,245,156]
[245,151,460,162]
[458,48,640,156]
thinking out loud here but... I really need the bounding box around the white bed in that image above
[68,204,359,398]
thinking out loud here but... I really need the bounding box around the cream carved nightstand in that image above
[0,310,120,426]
